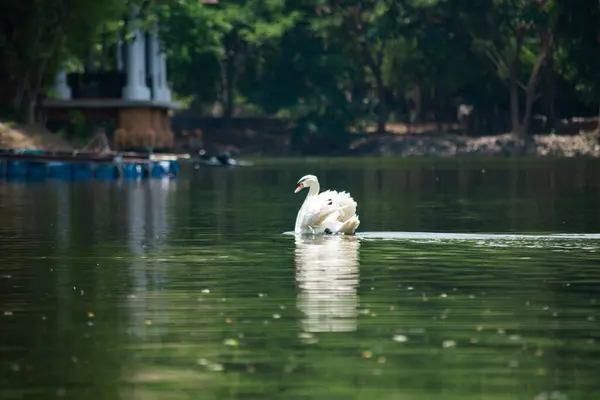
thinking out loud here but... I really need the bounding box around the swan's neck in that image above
[300,183,319,211]
[306,181,320,196]
[295,181,320,230]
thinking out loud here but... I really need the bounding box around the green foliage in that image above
[0,0,134,121]
[554,0,600,104]
[1,0,599,143]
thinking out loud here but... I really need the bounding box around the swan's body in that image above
[294,174,360,235]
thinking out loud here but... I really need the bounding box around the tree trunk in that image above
[25,95,36,124]
[362,49,387,133]
[521,83,536,137]
[218,54,234,135]
[12,77,28,113]
[356,38,387,133]
[26,56,50,125]
[508,31,525,138]
[521,30,553,136]
[521,83,537,136]
[224,55,234,120]
[435,87,445,132]
[413,85,422,124]
[509,77,522,137]
[225,54,235,134]
[374,71,387,133]
[543,48,557,132]
[219,29,240,136]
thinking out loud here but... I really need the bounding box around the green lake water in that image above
[1,157,599,399]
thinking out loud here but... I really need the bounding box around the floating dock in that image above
[0,149,185,181]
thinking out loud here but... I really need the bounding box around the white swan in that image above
[294,174,360,235]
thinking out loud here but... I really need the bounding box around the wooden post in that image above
[115,107,174,150]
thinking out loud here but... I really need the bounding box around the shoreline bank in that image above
[2,120,600,158]
[347,131,600,158]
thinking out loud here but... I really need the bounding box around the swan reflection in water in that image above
[294,235,360,333]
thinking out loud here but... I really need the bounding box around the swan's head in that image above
[295,174,318,193]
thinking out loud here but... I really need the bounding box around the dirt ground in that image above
[2,119,599,157]
[0,121,73,151]
[349,131,600,157]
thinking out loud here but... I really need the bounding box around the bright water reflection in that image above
[295,235,360,333]
[1,157,600,400]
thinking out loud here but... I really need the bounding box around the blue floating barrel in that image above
[170,160,180,175]
[47,162,73,179]
[72,163,92,180]
[93,164,118,180]
[6,160,28,178]
[150,161,172,178]
[27,161,47,180]
[121,163,144,179]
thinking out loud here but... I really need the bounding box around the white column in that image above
[54,70,71,100]
[122,10,151,101]
[148,23,161,100]
[158,37,172,102]
[158,50,172,102]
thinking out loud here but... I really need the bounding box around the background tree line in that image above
[1,0,599,146]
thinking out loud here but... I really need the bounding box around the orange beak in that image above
[294,183,303,193]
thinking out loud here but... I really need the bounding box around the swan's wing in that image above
[299,190,358,228]
[318,190,357,222]
[299,195,344,228]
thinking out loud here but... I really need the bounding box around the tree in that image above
[554,0,600,129]
[304,0,406,133]
[457,0,557,138]
[155,0,299,131]
[0,0,131,122]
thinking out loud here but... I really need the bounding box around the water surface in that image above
[1,157,599,399]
